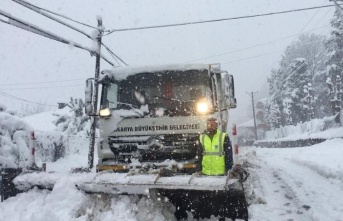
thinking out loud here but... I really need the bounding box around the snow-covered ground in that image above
[21,108,71,132]
[1,138,342,220]
[1,107,343,220]
[244,138,343,221]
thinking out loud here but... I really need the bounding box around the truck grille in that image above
[108,134,199,149]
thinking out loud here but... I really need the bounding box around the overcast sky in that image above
[0,0,335,123]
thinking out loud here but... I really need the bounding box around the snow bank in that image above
[21,108,70,131]
[0,109,33,168]
[3,173,176,221]
[264,116,343,141]
[240,138,343,221]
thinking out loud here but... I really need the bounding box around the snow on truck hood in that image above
[100,63,211,81]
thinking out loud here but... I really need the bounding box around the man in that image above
[196,117,233,176]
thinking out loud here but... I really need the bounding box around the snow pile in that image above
[2,173,176,221]
[0,104,33,168]
[24,101,91,165]
[264,116,343,141]
[2,138,343,221]
[21,108,70,131]
[1,99,92,169]
[241,138,343,221]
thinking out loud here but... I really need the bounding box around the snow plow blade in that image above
[13,170,248,220]
[76,173,249,220]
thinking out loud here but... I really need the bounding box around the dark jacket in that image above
[196,129,233,173]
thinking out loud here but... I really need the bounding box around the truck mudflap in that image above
[76,173,248,220]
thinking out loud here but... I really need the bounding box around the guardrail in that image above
[253,138,327,148]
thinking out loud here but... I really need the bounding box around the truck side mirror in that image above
[228,98,237,108]
[85,78,94,115]
[222,73,237,109]
[228,75,236,108]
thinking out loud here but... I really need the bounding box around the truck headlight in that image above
[99,108,111,117]
[196,100,211,114]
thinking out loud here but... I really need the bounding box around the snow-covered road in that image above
[245,138,343,221]
[1,139,343,221]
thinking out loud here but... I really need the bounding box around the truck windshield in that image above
[102,70,212,116]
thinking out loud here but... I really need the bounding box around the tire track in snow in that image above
[288,158,343,182]
[260,153,343,221]
[246,156,313,221]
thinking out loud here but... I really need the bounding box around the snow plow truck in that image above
[80,63,249,220]
[9,63,248,220]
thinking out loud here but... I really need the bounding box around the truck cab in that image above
[85,63,236,172]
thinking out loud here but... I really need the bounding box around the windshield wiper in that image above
[153,96,184,103]
[108,101,145,117]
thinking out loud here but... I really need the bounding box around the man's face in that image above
[206,120,217,133]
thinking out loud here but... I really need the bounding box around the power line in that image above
[298,0,326,33]
[280,61,308,86]
[105,4,340,35]
[11,0,98,29]
[273,52,327,95]
[102,43,129,66]
[184,24,329,63]
[275,20,331,87]
[332,0,343,10]
[0,91,57,107]
[259,1,330,92]
[11,0,128,67]
[0,18,9,24]
[0,84,83,91]
[316,8,334,33]
[12,0,95,39]
[0,78,84,86]
[221,37,325,65]
[222,50,283,64]
[0,9,116,66]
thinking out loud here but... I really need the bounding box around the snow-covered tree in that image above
[284,58,311,124]
[46,98,90,161]
[54,97,89,135]
[0,103,32,167]
[18,102,51,117]
[326,76,342,124]
[283,97,293,125]
[325,8,343,79]
[325,7,343,124]
[265,101,281,129]
[303,83,315,121]
[267,33,326,127]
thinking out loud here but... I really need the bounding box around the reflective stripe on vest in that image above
[200,130,225,156]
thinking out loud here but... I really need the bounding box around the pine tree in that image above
[325,7,343,124]
[265,101,281,129]
[303,83,315,121]
[284,58,311,124]
[267,33,326,128]
[326,76,343,123]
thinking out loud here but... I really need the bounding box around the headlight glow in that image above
[196,101,210,114]
[99,108,111,117]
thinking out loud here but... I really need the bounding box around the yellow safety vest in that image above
[200,129,226,175]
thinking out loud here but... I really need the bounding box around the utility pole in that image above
[247,91,258,140]
[330,0,343,11]
[88,18,103,169]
